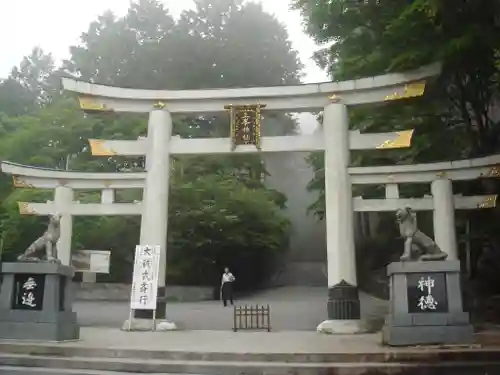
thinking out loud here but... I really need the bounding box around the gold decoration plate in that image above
[477,195,498,209]
[89,139,117,156]
[483,166,500,178]
[153,101,166,109]
[78,96,112,112]
[384,81,426,101]
[328,94,341,103]
[12,176,34,188]
[18,202,36,215]
[376,129,414,149]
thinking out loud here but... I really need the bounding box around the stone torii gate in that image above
[3,152,499,331]
[5,155,498,265]
[3,62,498,333]
[3,163,144,267]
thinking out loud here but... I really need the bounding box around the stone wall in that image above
[74,283,213,302]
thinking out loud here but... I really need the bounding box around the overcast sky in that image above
[0,0,328,83]
[0,0,326,133]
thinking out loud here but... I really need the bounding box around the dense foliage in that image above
[294,0,500,302]
[294,0,500,216]
[0,0,300,290]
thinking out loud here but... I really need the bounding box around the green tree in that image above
[0,78,36,117]
[65,0,302,89]
[0,47,59,117]
[295,0,500,303]
[0,189,51,261]
[294,0,500,217]
[168,173,290,290]
[0,0,299,289]
[10,47,58,107]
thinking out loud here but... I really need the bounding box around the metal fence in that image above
[233,304,271,332]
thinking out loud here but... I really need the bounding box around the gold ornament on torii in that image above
[477,195,498,209]
[12,176,34,188]
[376,130,414,149]
[384,81,426,101]
[78,96,112,112]
[88,139,117,156]
[18,202,36,215]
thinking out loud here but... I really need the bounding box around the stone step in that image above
[1,342,500,363]
[0,354,499,375]
[0,366,185,375]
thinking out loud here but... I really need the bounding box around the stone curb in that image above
[1,354,500,375]
[1,343,500,363]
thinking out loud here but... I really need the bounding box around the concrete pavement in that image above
[74,286,388,330]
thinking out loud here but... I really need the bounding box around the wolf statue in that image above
[17,213,61,263]
[396,206,448,262]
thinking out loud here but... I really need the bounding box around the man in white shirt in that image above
[221,267,235,307]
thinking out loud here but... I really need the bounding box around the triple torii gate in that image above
[2,154,499,331]
[4,62,499,333]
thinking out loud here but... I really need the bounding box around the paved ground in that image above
[3,288,496,375]
[74,287,388,330]
[1,328,388,353]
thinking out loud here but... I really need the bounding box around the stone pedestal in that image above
[382,261,473,346]
[0,262,79,341]
[327,281,361,321]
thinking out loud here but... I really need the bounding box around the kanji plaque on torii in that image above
[226,104,266,150]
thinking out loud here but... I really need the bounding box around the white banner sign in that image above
[130,245,160,310]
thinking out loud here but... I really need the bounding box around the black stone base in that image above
[383,323,474,347]
[0,263,79,341]
[327,280,361,320]
[382,261,473,346]
[134,287,166,319]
